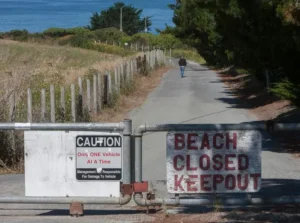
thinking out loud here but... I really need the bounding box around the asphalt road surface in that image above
[1,60,300,222]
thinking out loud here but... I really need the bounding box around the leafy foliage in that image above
[6,29,29,41]
[43,27,91,38]
[124,33,186,49]
[167,0,300,103]
[87,2,151,35]
[93,27,127,42]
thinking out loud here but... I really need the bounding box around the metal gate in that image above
[0,120,300,215]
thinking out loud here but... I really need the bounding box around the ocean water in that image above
[0,0,175,33]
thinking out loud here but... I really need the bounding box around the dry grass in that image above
[0,159,24,174]
[0,39,126,86]
[0,39,143,174]
[0,39,125,104]
[0,39,139,121]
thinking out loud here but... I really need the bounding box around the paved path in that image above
[1,60,300,222]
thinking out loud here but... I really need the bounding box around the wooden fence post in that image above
[87,79,91,113]
[114,67,119,94]
[50,85,55,123]
[93,74,97,114]
[9,91,15,122]
[41,89,46,122]
[104,73,108,105]
[60,87,65,122]
[130,60,134,81]
[121,63,124,87]
[97,72,102,111]
[108,71,112,102]
[117,66,121,91]
[71,84,76,122]
[9,90,16,163]
[118,66,122,90]
[126,61,130,83]
[78,77,83,115]
[27,89,32,123]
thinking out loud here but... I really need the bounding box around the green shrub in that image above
[43,27,92,38]
[67,27,91,36]
[43,28,68,38]
[68,34,94,49]
[93,27,127,43]
[271,79,300,104]
[127,33,183,49]
[8,29,29,41]
[93,44,133,56]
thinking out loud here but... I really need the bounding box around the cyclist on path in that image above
[178,56,187,78]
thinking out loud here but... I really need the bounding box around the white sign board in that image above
[166,131,262,194]
[25,131,122,197]
[76,135,122,181]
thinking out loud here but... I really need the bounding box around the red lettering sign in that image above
[175,134,185,150]
[168,131,261,193]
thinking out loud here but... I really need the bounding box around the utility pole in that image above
[144,17,147,33]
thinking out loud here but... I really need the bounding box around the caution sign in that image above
[76,135,122,181]
[166,131,262,193]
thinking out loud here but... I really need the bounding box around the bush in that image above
[67,27,91,36]
[43,27,91,38]
[43,28,68,38]
[68,33,94,49]
[93,27,127,43]
[271,79,300,104]
[93,44,133,56]
[8,29,29,41]
[125,33,184,50]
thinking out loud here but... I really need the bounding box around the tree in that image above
[87,2,152,35]
[167,0,300,103]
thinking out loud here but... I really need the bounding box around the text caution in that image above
[76,135,122,181]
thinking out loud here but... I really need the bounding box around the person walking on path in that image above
[178,56,187,78]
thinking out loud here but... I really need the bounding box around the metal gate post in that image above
[122,119,132,184]
[134,124,145,183]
